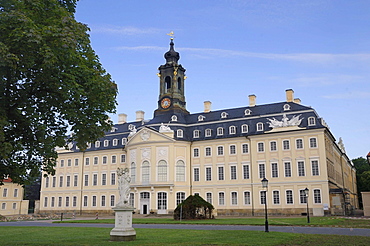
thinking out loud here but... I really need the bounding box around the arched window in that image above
[229,126,236,134]
[221,112,228,118]
[165,76,171,93]
[308,117,316,126]
[176,160,185,181]
[142,161,150,183]
[244,109,252,115]
[241,124,248,133]
[283,104,291,111]
[257,122,264,131]
[177,129,183,138]
[177,77,182,90]
[157,160,167,182]
[217,127,224,136]
[130,162,136,183]
[198,115,205,121]
[171,115,178,121]
[205,129,212,137]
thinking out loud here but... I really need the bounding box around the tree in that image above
[0,0,117,185]
[174,194,214,220]
[352,157,370,208]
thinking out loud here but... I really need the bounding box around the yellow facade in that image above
[0,180,29,215]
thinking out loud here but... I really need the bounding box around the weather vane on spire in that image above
[167,31,175,40]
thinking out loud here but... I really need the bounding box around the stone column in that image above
[110,207,136,241]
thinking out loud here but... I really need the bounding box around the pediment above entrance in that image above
[126,127,175,146]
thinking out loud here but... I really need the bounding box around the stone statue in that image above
[159,122,173,132]
[267,114,303,128]
[128,124,137,137]
[116,167,131,207]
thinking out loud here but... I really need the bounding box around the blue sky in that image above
[75,0,370,160]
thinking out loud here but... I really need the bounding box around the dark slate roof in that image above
[69,101,326,152]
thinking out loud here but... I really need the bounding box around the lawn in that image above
[56,216,370,228]
[1,226,370,245]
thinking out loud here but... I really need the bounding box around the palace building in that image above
[39,39,358,216]
[0,178,29,215]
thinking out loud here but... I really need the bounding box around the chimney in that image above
[204,101,212,113]
[136,110,145,121]
[118,113,127,124]
[249,94,256,107]
[286,89,294,102]
[293,98,301,104]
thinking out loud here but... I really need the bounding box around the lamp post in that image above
[304,187,310,223]
[262,177,269,232]
[367,152,370,165]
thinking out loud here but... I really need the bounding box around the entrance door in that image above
[140,192,150,214]
[143,204,148,214]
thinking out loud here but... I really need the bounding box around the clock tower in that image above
[154,37,189,117]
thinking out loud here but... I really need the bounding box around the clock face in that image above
[161,98,171,109]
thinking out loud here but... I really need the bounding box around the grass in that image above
[1,226,370,245]
[56,216,370,228]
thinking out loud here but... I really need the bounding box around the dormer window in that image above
[257,122,264,131]
[308,117,316,126]
[113,139,118,146]
[87,143,91,149]
[283,104,291,111]
[177,129,183,138]
[217,127,224,136]
[241,124,248,133]
[122,138,127,145]
[171,115,178,122]
[229,126,236,134]
[244,109,252,116]
[198,115,205,121]
[95,141,100,148]
[104,140,109,147]
[193,130,200,138]
[221,112,228,119]
[110,127,117,132]
[205,129,212,137]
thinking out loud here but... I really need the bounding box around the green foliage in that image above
[0,0,117,184]
[173,194,214,220]
[352,157,370,208]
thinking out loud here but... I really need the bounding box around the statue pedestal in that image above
[110,206,136,241]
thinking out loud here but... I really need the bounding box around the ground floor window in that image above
[129,193,135,207]
[231,192,238,205]
[176,192,185,206]
[219,192,225,205]
[157,192,167,210]
[314,189,321,203]
[244,191,251,205]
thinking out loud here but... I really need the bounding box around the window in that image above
[217,146,224,156]
[260,191,266,205]
[92,196,97,206]
[102,173,107,185]
[311,160,319,176]
[130,163,136,183]
[157,192,167,210]
[51,197,55,207]
[93,174,98,186]
[101,195,106,207]
[257,122,264,131]
[66,197,70,207]
[111,155,117,164]
[3,188,8,197]
[157,160,168,182]
[177,129,183,138]
[73,196,77,207]
[242,144,249,154]
[59,176,63,187]
[176,160,185,182]
[309,137,317,148]
[60,160,64,167]
[45,177,49,188]
[284,162,292,177]
[93,157,98,165]
[217,127,224,136]
[286,190,293,204]
[111,173,116,185]
[58,197,62,207]
[283,104,291,111]
[84,174,89,186]
[270,141,277,151]
[241,124,248,133]
[298,161,305,176]
[205,129,212,137]
[259,164,265,179]
[176,192,185,206]
[121,154,126,163]
[205,147,211,156]
[231,192,238,205]
[104,140,109,147]
[243,165,250,179]
[44,197,48,207]
[95,141,100,148]
[221,112,228,118]
[244,109,252,115]
[193,148,199,157]
[271,163,278,178]
[314,189,322,203]
[300,190,307,204]
[198,115,205,121]
[193,130,200,138]
[83,196,88,207]
[67,159,71,166]
[52,177,56,187]
[142,161,150,182]
[87,143,91,149]
[296,139,303,149]
[244,191,251,205]
[129,193,135,207]
[74,175,78,187]
[102,156,107,164]
[257,142,264,152]
[206,167,212,181]
[229,145,236,155]
[12,203,16,210]
[219,192,225,205]
[74,158,79,166]
[66,176,71,187]
[218,166,224,180]
[194,168,200,181]
[283,140,290,150]
[273,191,280,204]
[308,117,316,126]
[230,166,237,180]
[206,193,212,204]
[85,157,90,165]
[122,138,127,145]
[171,115,178,121]
[229,126,236,134]
[110,195,115,206]
[113,139,118,146]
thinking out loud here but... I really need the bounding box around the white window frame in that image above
[286,190,293,204]
[229,126,236,134]
[193,130,200,138]
[218,166,224,181]
[177,129,183,138]
[257,122,264,131]
[309,137,318,148]
[205,147,212,157]
[231,191,238,205]
[270,141,277,152]
[241,124,248,133]
[193,148,200,157]
[194,168,200,182]
[311,160,319,176]
[218,192,225,206]
[205,167,212,181]
[308,117,316,126]
[283,140,290,150]
[205,129,212,137]
[217,146,224,156]
[296,139,303,149]
[242,143,249,154]
[271,163,278,178]
[229,145,236,155]
[230,165,237,180]
[217,127,224,136]
[257,142,264,152]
